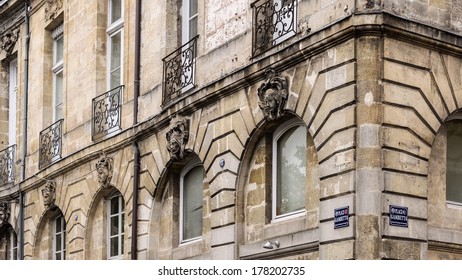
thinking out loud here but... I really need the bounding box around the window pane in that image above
[56,233,62,251]
[277,125,306,216]
[110,216,119,236]
[55,253,61,260]
[110,236,118,257]
[110,196,119,215]
[189,17,198,40]
[110,32,122,88]
[54,71,63,120]
[55,216,62,233]
[447,121,462,203]
[189,0,197,16]
[183,165,203,240]
[55,36,64,63]
[111,0,122,24]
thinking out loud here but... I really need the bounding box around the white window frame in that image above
[8,59,17,146]
[52,24,64,122]
[107,192,124,259]
[52,215,66,260]
[272,118,307,220]
[181,0,198,44]
[179,158,203,244]
[107,0,124,90]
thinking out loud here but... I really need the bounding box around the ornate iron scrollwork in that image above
[39,119,63,169]
[257,68,288,121]
[251,0,297,56]
[92,85,123,141]
[0,145,15,186]
[162,36,198,105]
[166,119,190,161]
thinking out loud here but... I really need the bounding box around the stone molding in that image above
[95,156,114,189]
[257,68,288,121]
[166,119,190,161]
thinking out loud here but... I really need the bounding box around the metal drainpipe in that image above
[19,0,31,260]
[131,0,141,260]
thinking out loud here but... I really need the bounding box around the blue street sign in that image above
[389,205,408,227]
[334,206,349,229]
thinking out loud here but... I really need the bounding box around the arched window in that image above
[446,120,462,205]
[0,225,17,260]
[107,192,124,259]
[272,119,307,219]
[180,160,204,243]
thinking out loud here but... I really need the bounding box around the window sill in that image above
[264,212,307,240]
[172,237,203,259]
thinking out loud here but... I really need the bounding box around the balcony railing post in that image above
[92,85,123,141]
[39,119,63,169]
[162,35,198,105]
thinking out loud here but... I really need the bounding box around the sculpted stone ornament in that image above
[96,156,114,189]
[0,29,19,54]
[45,0,64,21]
[257,69,288,121]
[0,202,10,227]
[42,181,56,209]
[166,120,189,161]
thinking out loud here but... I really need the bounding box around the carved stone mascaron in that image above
[257,68,288,121]
[96,156,114,189]
[166,120,189,161]
[0,202,10,227]
[0,29,19,54]
[45,0,64,22]
[42,181,56,208]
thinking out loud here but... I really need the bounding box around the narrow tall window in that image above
[8,59,17,146]
[180,163,203,242]
[446,120,462,205]
[52,24,64,122]
[181,0,198,44]
[5,227,17,260]
[53,215,66,260]
[107,193,124,259]
[272,120,306,218]
[107,0,123,90]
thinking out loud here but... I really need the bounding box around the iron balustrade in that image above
[92,85,123,141]
[0,145,15,186]
[39,119,63,169]
[251,0,297,56]
[162,36,198,105]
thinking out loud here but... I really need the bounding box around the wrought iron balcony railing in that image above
[92,85,123,141]
[0,145,15,186]
[251,0,297,56]
[39,119,63,169]
[162,36,198,105]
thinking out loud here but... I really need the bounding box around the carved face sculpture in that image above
[166,120,189,161]
[0,203,9,226]
[96,157,113,188]
[41,182,56,208]
[257,69,288,121]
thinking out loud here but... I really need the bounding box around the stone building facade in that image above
[1,0,462,260]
